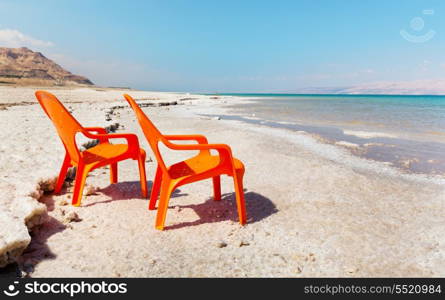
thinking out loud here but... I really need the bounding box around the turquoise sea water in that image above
[216,94,445,175]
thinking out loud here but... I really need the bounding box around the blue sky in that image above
[0,0,444,92]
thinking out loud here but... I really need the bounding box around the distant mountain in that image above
[290,79,445,95]
[0,47,93,86]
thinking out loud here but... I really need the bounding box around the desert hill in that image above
[0,47,93,86]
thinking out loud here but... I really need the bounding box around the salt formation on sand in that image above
[0,180,48,267]
[0,102,64,267]
[0,86,194,269]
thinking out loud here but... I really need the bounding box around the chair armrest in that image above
[84,127,108,134]
[84,131,141,154]
[164,134,208,144]
[83,127,109,143]
[165,140,233,160]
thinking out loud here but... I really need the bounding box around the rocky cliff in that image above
[0,47,93,86]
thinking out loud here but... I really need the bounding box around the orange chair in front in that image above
[35,91,148,206]
[124,94,247,230]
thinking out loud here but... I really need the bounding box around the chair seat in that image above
[168,154,243,179]
[82,143,142,165]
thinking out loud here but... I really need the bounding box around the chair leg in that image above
[233,169,247,225]
[137,154,148,198]
[155,177,174,230]
[72,163,89,206]
[55,153,71,194]
[149,165,162,210]
[110,162,118,184]
[212,175,221,201]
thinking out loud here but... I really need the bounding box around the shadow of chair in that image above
[80,181,277,230]
[164,191,278,230]
[5,185,276,277]
[83,181,188,207]
[75,181,276,230]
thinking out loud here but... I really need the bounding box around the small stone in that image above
[83,185,98,196]
[345,266,358,274]
[57,199,68,206]
[308,253,316,262]
[295,266,303,274]
[216,241,227,248]
[20,270,29,278]
[239,240,250,247]
[63,211,82,223]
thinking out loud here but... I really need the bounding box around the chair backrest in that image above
[35,90,82,163]
[123,94,168,172]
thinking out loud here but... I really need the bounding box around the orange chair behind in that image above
[35,91,148,206]
[123,94,246,230]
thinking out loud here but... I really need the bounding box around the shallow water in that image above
[214,94,445,175]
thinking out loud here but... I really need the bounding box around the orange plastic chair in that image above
[124,94,246,230]
[35,91,148,206]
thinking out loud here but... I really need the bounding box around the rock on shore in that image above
[0,181,47,267]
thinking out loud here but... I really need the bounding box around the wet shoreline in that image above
[203,113,445,176]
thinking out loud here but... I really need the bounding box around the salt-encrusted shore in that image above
[0,86,188,269]
[0,86,444,277]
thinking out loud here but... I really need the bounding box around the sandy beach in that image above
[1,86,444,277]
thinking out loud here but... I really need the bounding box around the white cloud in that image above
[0,29,54,48]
